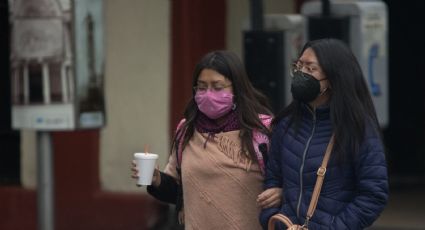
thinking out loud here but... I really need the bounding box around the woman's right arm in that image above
[144,119,186,204]
[146,148,181,204]
[146,171,179,204]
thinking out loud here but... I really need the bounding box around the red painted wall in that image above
[0,187,37,230]
[170,0,226,132]
[0,131,166,230]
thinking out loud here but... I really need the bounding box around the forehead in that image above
[197,68,229,83]
[299,47,319,65]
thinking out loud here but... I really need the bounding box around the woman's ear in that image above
[326,81,332,90]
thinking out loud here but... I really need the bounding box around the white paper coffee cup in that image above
[134,153,158,185]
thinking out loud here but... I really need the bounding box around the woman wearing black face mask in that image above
[260,38,389,230]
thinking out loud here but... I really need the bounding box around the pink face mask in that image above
[195,90,234,119]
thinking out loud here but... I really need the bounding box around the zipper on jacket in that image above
[296,107,316,219]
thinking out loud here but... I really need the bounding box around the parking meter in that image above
[244,14,305,111]
[302,0,389,127]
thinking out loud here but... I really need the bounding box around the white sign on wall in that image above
[9,0,106,130]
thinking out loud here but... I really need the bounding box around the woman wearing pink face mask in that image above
[131,50,281,229]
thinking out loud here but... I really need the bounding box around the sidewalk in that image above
[156,185,425,230]
[369,185,425,230]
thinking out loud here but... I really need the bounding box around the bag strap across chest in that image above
[268,134,335,230]
[305,134,335,225]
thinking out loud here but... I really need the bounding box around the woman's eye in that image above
[213,86,224,91]
[194,86,207,91]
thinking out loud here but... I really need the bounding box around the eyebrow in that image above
[298,60,320,66]
[197,80,227,85]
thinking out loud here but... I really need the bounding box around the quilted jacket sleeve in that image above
[259,122,285,229]
[329,128,389,230]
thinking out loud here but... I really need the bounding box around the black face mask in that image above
[290,71,321,103]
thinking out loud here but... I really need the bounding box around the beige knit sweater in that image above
[164,130,264,230]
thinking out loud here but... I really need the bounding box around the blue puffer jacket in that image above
[260,105,388,230]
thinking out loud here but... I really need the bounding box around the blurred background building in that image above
[0,0,424,229]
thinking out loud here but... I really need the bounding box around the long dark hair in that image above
[175,50,272,160]
[273,38,380,161]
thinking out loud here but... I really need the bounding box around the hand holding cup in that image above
[131,160,161,187]
[132,152,159,186]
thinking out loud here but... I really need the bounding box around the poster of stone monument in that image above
[9,0,105,130]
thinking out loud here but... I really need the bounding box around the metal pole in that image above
[249,0,264,31]
[322,0,331,17]
[37,131,54,230]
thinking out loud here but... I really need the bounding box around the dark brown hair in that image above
[273,38,381,162]
[175,50,272,160]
